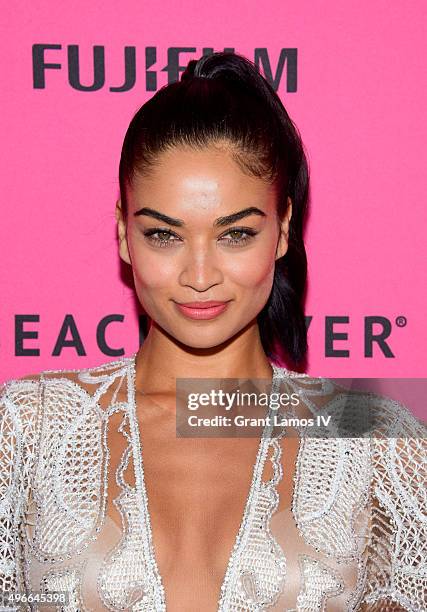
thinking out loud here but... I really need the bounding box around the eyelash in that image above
[142,227,258,248]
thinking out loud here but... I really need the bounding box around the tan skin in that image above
[115,142,300,611]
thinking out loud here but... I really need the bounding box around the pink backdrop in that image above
[1,1,426,407]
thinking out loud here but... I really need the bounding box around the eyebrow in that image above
[133,206,266,227]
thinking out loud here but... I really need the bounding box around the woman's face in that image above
[116,143,292,349]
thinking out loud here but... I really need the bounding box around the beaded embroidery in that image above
[0,356,425,611]
[296,554,343,611]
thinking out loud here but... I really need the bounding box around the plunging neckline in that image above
[126,354,286,611]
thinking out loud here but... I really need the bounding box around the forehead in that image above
[127,144,277,217]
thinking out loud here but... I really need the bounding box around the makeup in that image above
[173,300,231,320]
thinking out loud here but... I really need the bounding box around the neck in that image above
[134,320,274,395]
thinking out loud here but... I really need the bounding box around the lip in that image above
[173,300,232,320]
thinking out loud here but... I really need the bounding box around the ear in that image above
[275,197,293,260]
[115,198,131,265]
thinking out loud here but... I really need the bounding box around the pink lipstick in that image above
[173,300,231,320]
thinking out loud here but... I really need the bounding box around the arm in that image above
[363,401,427,612]
[0,377,43,609]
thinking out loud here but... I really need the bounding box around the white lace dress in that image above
[0,355,425,611]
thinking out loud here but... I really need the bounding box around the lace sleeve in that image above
[0,377,44,608]
[362,401,427,612]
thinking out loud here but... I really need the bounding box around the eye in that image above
[218,227,258,247]
[143,228,182,248]
[142,226,258,249]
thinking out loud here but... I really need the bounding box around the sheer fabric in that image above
[0,355,425,611]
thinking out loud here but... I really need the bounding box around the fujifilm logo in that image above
[32,45,298,93]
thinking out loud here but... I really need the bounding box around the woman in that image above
[0,52,425,611]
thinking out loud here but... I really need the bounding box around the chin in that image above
[175,330,234,349]
[165,319,251,351]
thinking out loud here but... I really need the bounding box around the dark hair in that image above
[119,52,309,370]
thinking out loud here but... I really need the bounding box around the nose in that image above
[178,242,224,292]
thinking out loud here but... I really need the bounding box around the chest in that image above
[25,389,371,611]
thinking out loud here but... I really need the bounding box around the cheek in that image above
[226,241,276,290]
[131,255,176,317]
[130,247,177,292]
